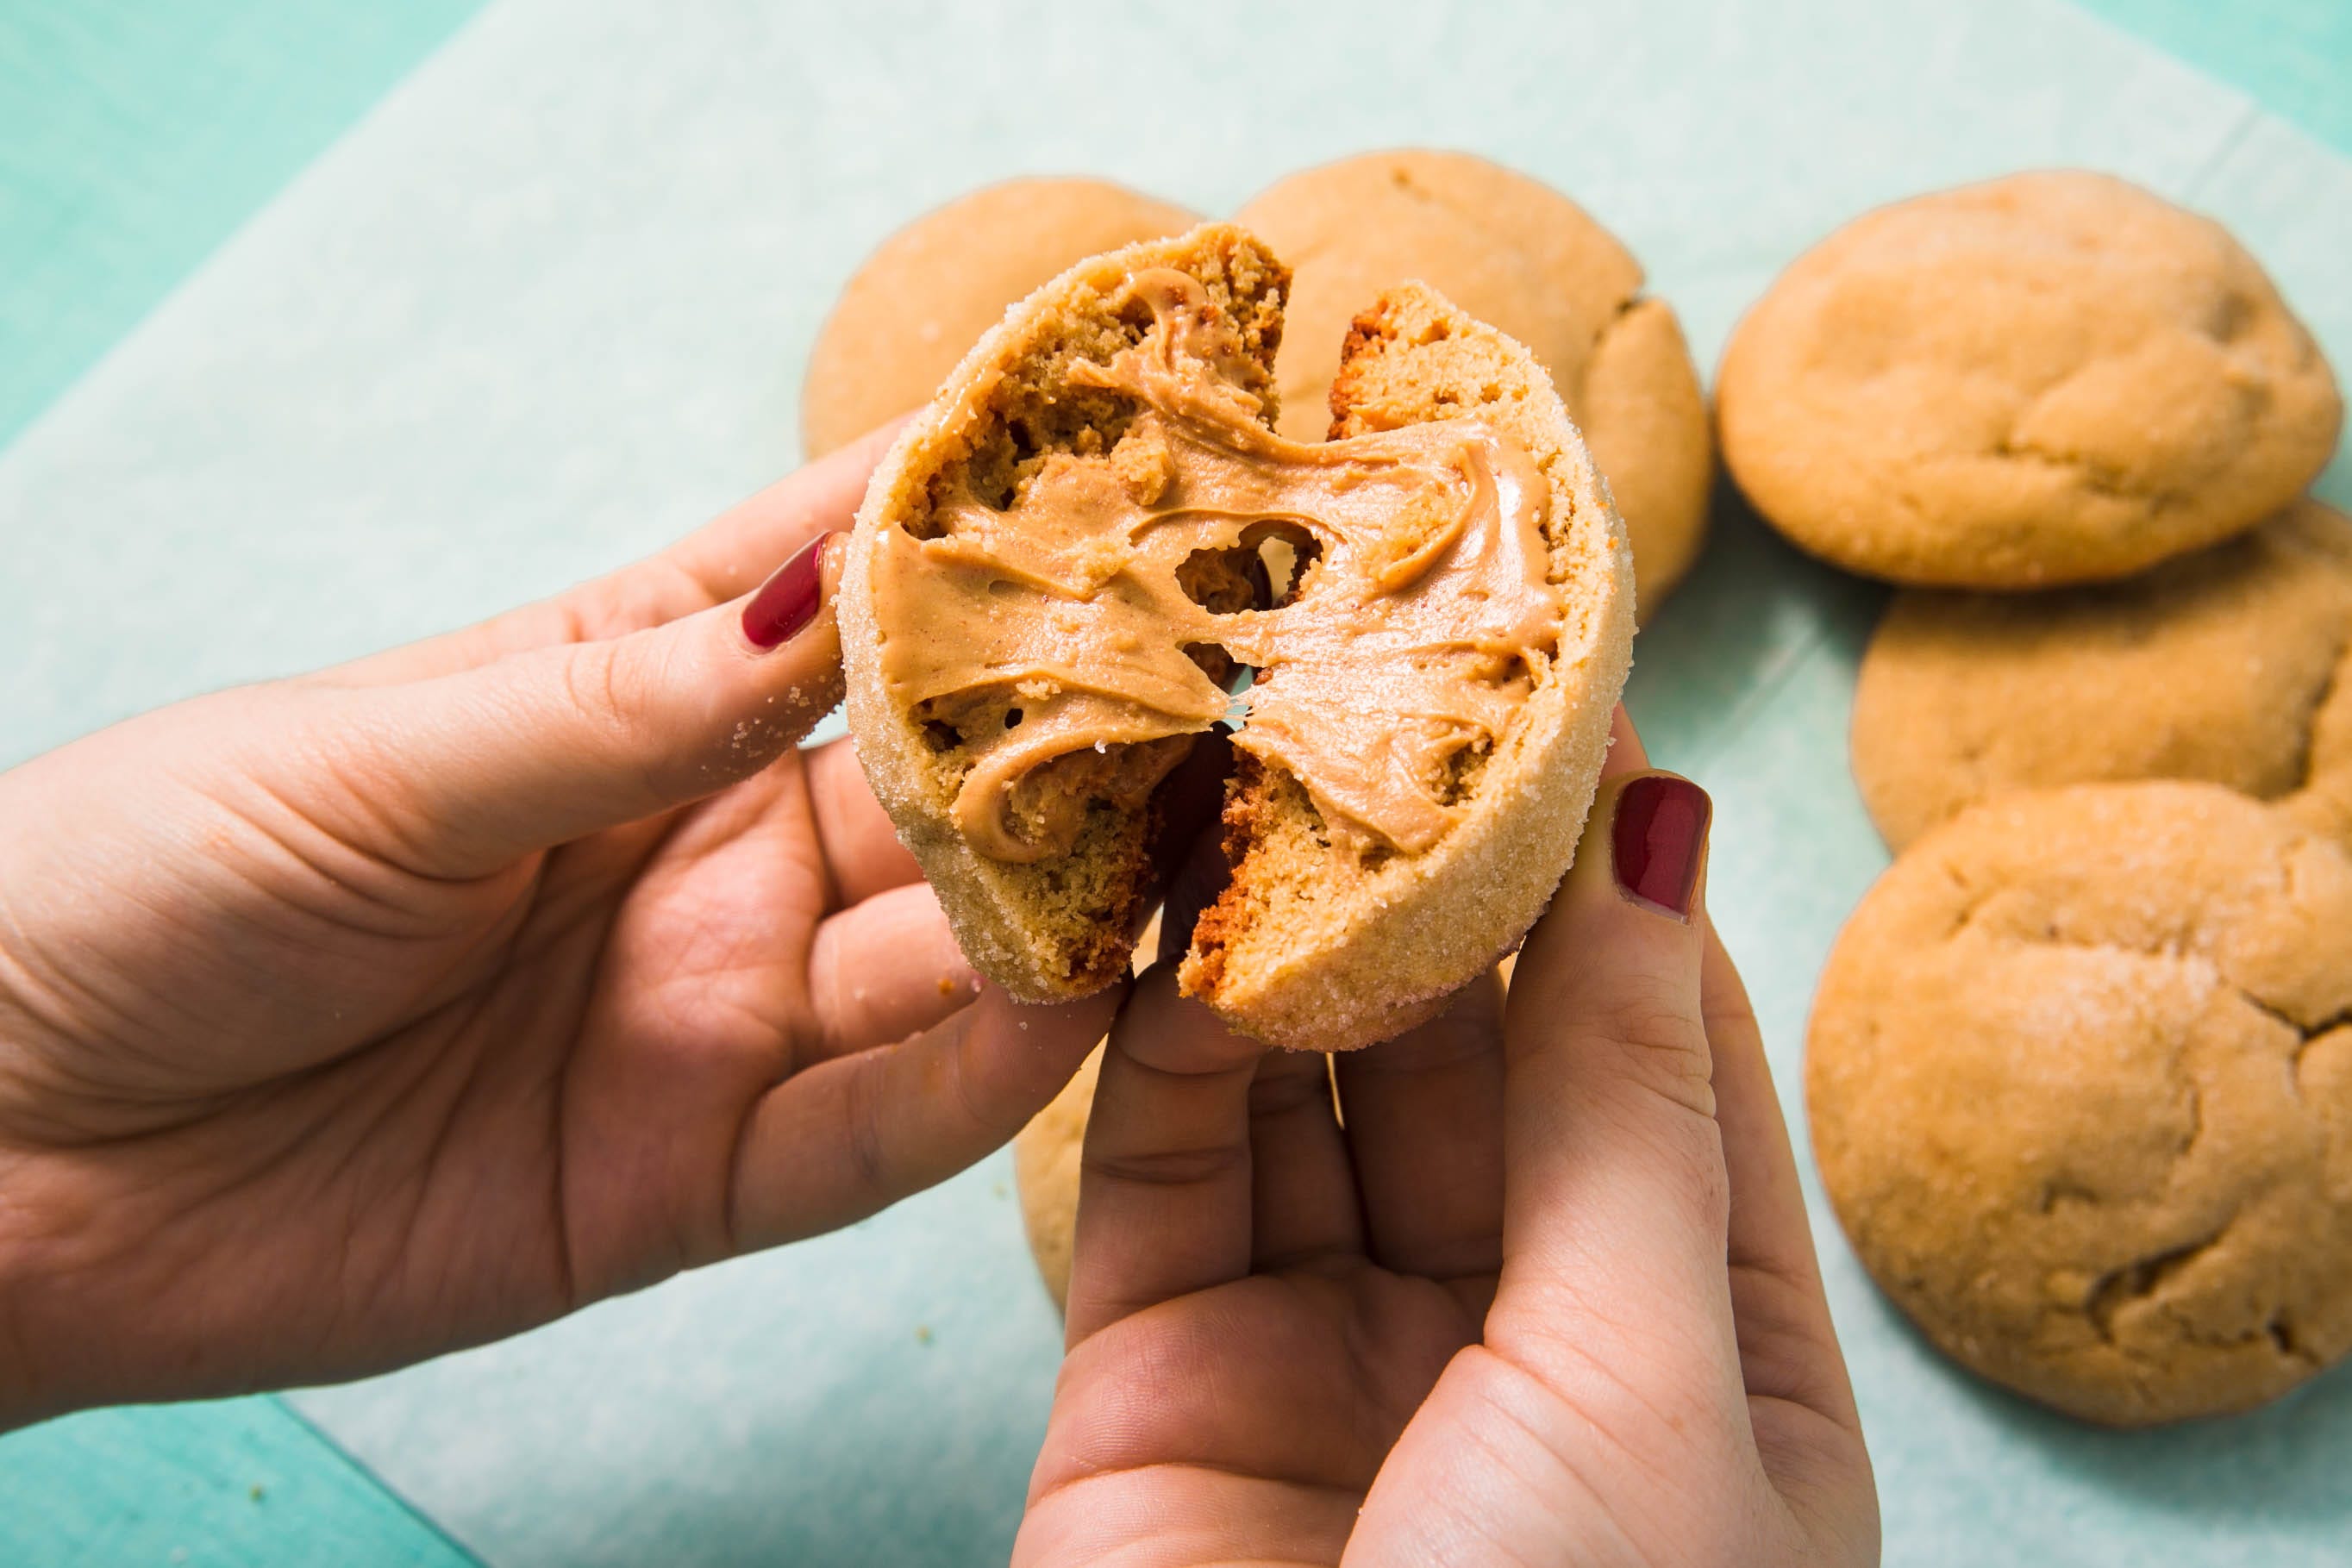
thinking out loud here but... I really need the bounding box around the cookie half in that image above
[1239,149,1711,611]
[1807,782,2352,1425]
[1853,497,2352,852]
[840,223,1632,1051]
[1719,171,2340,588]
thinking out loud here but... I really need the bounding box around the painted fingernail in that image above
[1613,774,1711,921]
[741,533,837,649]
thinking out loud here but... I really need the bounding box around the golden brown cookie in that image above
[1236,149,1711,611]
[1853,498,2352,852]
[1807,782,2352,1426]
[841,225,1632,1051]
[1719,171,2341,588]
[800,178,1196,458]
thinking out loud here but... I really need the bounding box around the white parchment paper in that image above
[1,1,2346,1563]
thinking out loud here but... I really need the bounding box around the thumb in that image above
[1494,769,1738,1384]
[345,531,850,876]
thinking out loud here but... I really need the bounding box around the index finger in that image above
[1061,966,1264,1347]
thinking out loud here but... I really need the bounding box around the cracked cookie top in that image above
[1853,497,2352,853]
[1719,171,2341,589]
[1805,780,2352,1425]
[1236,148,1711,611]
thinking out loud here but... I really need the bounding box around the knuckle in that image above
[1246,1055,1331,1119]
[809,946,857,1058]
[838,1049,891,1196]
[555,639,671,802]
[1083,1139,1248,1190]
[1590,978,1714,1101]
[943,1014,1010,1137]
[1702,992,1763,1046]
[549,591,602,647]
[1604,1095,1731,1234]
[557,640,639,743]
[1594,969,1702,1046]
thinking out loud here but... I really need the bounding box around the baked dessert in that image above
[800,177,1196,459]
[1237,149,1711,610]
[840,224,1633,1051]
[1807,782,2352,1425]
[1718,171,2340,588]
[1852,498,2352,851]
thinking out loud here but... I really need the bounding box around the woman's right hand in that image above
[1016,711,1880,1566]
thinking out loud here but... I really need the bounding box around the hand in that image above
[0,428,1120,1428]
[1016,712,1878,1566]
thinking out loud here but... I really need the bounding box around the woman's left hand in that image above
[0,428,1119,1428]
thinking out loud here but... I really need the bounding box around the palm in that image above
[1031,1266,1483,1561]
[0,664,935,1393]
[1018,728,1878,1566]
[1013,968,1513,1566]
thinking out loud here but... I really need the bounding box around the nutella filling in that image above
[873,268,1564,864]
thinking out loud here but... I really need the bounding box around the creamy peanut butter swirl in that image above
[873,268,1564,863]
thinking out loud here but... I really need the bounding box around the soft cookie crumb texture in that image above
[873,235,1574,1011]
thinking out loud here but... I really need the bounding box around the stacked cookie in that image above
[1718,172,2349,1425]
[1719,172,2338,591]
[803,150,1711,615]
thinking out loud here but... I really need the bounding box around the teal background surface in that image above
[0,1400,472,1565]
[0,1,479,450]
[2,0,2343,460]
[2074,0,2352,155]
[0,2,2347,1565]
[3,9,483,1557]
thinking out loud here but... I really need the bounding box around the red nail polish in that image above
[1613,775,1711,920]
[742,534,836,649]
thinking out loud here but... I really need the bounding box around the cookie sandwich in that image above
[839,224,1633,1051]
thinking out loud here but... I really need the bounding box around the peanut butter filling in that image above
[872,268,1564,864]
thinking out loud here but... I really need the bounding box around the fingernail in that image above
[1612,774,1711,921]
[741,533,837,649]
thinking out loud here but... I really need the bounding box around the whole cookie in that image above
[800,178,1195,458]
[1719,171,2341,588]
[1807,782,2352,1426]
[1853,498,2352,852]
[1236,149,1711,610]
